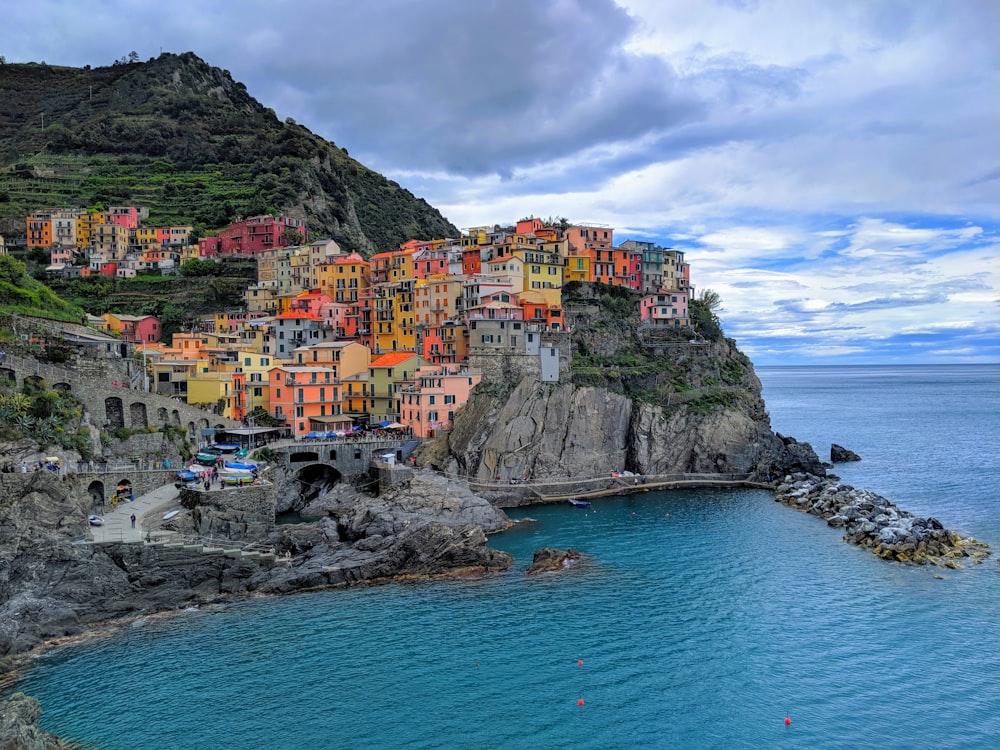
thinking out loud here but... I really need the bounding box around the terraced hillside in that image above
[0,53,458,252]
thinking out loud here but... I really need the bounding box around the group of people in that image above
[2,461,59,473]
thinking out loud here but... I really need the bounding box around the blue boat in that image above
[224,461,258,472]
[567,497,591,508]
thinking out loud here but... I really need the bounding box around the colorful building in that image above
[200,215,307,257]
[398,365,482,438]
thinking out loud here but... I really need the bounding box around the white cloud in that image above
[1,0,997,362]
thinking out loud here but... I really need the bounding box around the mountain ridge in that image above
[0,52,458,252]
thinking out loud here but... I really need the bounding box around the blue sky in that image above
[2,0,997,364]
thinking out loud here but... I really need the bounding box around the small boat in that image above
[88,515,104,526]
[567,498,591,508]
[223,461,258,472]
[163,510,180,520]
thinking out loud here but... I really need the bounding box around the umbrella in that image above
[386,422,406,430]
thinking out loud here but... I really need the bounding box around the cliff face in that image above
[427,291,823,486]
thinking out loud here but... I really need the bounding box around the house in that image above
[102,313,161,343]
[639,291,690,328]
[397,365,482,438]
[368,351,422,424]
[269,365,348,438]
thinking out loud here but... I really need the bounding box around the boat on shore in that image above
[567,498,591,508]
[87,515,104,526]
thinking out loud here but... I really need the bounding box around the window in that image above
[444,395,455,405]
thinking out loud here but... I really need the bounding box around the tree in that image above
[0,254,26,285]
[127,51,140,63]
[282,228,305,247]
[698,288,723,312]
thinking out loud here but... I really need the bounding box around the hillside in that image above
[0,53,458,252]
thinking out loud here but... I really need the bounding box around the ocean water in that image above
[8,365,1000,749]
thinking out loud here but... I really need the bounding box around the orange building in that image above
[269,365,350,438]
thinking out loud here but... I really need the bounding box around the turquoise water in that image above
[9,365,1000,749]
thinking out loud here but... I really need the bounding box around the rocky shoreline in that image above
[775,472,991,566]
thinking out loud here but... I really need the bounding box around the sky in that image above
[2,0,998,365]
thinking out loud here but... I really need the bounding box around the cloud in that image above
[2,0,998,363]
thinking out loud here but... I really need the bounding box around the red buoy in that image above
[784,717,791,725]
[578,699,585,706]
[577,659,583,666]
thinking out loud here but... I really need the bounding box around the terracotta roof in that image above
[371,351,417,367]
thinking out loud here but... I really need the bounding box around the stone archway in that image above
[0,367,14,383]
[105,396,125,430]
[172,409,180,425]
[87,480,105,510]
[187,421,196,439]
[24,375,45,392]
[157,407,168,423]
[129,402,148,428]
[53,382,72,393]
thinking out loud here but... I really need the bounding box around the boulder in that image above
[831,444,862,462]
[526,547,584,575]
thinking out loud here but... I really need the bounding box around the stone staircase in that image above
[142,530,277,563]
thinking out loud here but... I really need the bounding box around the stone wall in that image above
[1,352,238,442]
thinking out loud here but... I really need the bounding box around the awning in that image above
[378,421,393,428]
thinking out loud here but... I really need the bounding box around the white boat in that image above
[88,515,104,526]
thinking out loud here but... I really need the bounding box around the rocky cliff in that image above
[423,289,824,490]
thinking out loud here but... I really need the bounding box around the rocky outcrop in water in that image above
[774,473,991,566]
[831,444,862,462]
[0,693,70,749]
[525,547,584,575]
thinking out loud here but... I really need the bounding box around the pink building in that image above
[639,291,690,328]
[397,366,482,438]
[200,215,307,257]
[108,206,140,230]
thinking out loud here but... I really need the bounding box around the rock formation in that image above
[774,473,990,566]
[526,547,585,575]
[425,332,826,496]
[831,444,862,462]
[0,693,70,750]
[0,469,510,678]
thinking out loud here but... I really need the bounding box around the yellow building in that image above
[314,252,370,303]
[514,246,564,307]
[76,211,107,249]
[414,276,462,327]
[564,253,591,284]
[293,341,370,376]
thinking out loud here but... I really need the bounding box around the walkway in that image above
[89,482,181,544]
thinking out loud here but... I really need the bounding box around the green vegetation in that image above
[0,53,458,252]
[0,255,84,322]
[0,374,89,454]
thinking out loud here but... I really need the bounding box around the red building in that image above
[200,215,307,258]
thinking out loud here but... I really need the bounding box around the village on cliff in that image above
[10,209,695,440]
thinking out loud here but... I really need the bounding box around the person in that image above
[204,479,210,491]
[130,513,136,528]
[21,462,27,473]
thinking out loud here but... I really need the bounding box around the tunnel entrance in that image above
[282,463,343,516]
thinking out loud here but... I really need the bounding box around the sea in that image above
[7,364,1000,749]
